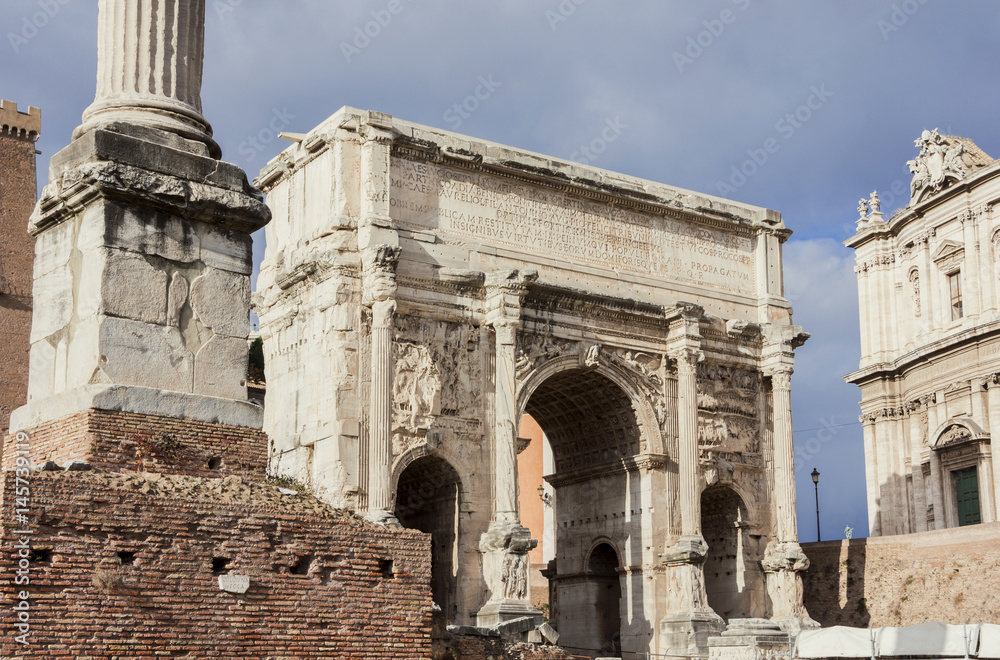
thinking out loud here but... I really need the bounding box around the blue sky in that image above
[4,0,1000,540]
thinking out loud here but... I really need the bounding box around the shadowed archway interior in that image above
[395,455,461,622]
[524,368,641,473]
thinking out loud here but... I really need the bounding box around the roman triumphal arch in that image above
[254,107,816,656]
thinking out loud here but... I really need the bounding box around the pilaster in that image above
[986,374,1000,520]
[362,245,401,525]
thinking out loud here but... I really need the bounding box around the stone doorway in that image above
[521,366,643,656]
[588,543,623,656]
[395,455,462,622]
[701,486,762,622]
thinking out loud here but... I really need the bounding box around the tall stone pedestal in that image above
[659,536,725,655]
[763,541,820,634]
[476,522,544,629]
[11,0,269,459]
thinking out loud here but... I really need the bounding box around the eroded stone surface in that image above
[191,268,250,338]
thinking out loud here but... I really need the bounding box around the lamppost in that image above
[811,468,821,542]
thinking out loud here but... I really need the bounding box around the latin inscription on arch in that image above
[389,158,756,294]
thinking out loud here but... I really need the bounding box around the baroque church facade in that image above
[847,129,1000,536]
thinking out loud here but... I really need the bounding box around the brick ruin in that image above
[0,100,40,433]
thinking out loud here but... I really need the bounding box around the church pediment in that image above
[932,240,964,272]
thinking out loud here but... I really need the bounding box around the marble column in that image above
[492,320,520,524]
[761,364,818,634]
[676,347,704,541]
[76,0,217,156]
[362,246,401,525]
[476,269,541,628]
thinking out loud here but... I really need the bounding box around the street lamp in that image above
[811,468,821,542]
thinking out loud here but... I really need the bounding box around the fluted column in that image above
[861,415,881,535]
[676,347,703,540]
[493,320,519,523]
[761,351,817,634]
[362,245,401,525]
[368,298,396,517]
[770,367,797,542]
[75,0,216,154]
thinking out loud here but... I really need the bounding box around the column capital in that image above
[764,364,794,390]
[362,244,401,305]
[669,347,704,375]
[984,373,1000,389]
[371,299,397,329]
[484,269,536,327]
[492,320,518,346]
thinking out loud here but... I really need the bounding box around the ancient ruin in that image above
[254,107,817,656]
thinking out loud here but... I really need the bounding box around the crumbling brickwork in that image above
[0,469,434,658]
[0,100,40,434]
[2,409,267,477]
[802,524,1000,627]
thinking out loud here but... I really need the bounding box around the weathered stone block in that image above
[78,202,200,263]
[33,218,74,278]
[193,336,247,400]
[26,339,56,403]
[201,225,252,274]
[79,248,168,325]
[98,317,193,393]
[30,264,73,341]
[190,267,250,338]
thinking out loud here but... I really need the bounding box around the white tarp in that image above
[876,622,978,657]
[795,626,875,658]
[979,624,1000,659]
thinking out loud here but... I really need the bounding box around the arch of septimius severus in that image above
[254,107,818,655]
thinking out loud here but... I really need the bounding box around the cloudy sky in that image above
[4,0,999,540]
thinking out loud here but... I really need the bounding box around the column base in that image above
[474,599,544,630]
[477,521,540,630]
[763,541,820,634]
[364,509,400,527]
[707,618,790,660]
[660,610,726,656]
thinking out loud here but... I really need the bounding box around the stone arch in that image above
[392,453,463,623]
[700,485,764,622]
[516,353,664,457]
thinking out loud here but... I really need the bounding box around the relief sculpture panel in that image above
[392,316,482,437]
[697,363,762,461]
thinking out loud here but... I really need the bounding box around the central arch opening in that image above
[395,455,461,622]
[701,485,762,621]
[520,367,642,657]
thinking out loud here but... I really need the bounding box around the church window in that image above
[948,271,963,320]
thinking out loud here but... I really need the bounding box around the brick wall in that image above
[0,469,434,658]
[802,524,1000,627]
[3,409,267,477]
[0,124,39,433]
